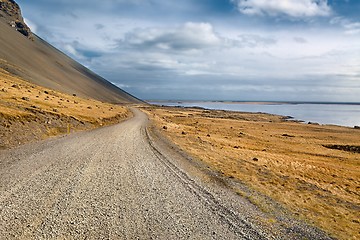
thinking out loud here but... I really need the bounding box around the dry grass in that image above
[0,66,131,148]
[143,106,360,240]
[0,68,129,122]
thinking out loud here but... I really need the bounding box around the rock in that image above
[207,134,210,137]
[162,126,167,130]
[0,1,33,39]
[323,144,360,153]
[253,157,259,161]
[44,90,49,94]
[354,126,360,129]
[181,131,186,135]
[282,134,295,137]
[15,20,24,28]
[21,97,29,101]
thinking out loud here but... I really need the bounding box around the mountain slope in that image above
[0,1,141,104]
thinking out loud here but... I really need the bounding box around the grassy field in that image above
[0,66,130,149]
[143,106,360,240]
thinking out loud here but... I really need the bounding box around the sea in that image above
[149,101,360,128]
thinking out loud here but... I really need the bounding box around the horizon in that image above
[17,0,360,102]
[147,99,360,105]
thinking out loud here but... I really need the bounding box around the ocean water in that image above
[150,101,360,127]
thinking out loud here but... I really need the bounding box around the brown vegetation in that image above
[0,68,131,149]
[143,105,360,240]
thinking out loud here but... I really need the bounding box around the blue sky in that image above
[17,0,360,101]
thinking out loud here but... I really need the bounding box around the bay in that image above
[149,101,360,127]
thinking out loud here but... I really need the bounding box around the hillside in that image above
[0,0,143,149]
[0,67,132,149]
[0,0,141,104]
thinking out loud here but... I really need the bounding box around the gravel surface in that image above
[0,109,333,239]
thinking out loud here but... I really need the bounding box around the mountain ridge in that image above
[0,0,142,104]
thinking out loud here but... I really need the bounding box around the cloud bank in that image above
[16,0,360,102]
[231,0,332,18]
[124,22,221,51]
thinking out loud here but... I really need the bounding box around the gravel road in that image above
[0,109,332,239]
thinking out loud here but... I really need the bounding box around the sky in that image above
[17,0,360,102]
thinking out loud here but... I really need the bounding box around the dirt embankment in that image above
[0,67,131,149]
[143,105,360,240]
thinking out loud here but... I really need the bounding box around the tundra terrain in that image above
[0,67,130,149]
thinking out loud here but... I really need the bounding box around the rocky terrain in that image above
[0,0,32,39]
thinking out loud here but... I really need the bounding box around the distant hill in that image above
[0,0,142,104]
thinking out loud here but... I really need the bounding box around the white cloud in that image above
[232,0,332,18]
[122,22,278,53]
[63,44,81,58]
[236,34,277,47]
[124,22,221,51]
[330,17,360,35]
[24,18,38,33]
[343,22,360,35]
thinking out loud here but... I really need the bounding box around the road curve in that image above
[0,109,331,239]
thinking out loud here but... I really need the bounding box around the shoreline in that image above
[149,101,360,128]
[147,100,360,106]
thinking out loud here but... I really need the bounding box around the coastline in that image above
[148,101,360,128]
[148,100,360,105]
